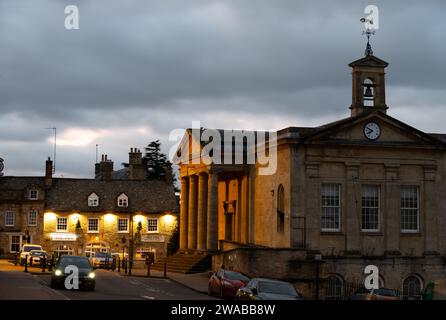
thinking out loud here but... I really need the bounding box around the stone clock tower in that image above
[349,43,389,117]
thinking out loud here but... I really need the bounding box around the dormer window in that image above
[88,193,99,207]
[29,190,38,200]
[117,193,128,207]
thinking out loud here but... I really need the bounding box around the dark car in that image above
[236,278,302,300]
[208,269,250,298]
[50,256,96,291]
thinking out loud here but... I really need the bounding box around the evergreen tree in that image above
[144,140,168,179]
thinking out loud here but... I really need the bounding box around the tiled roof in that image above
[45,178,178,213]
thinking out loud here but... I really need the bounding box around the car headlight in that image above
[55,269,62,276]
[88,272,95,279]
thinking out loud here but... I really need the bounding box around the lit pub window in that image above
[147,218,158,233]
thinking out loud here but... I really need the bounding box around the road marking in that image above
[141,295,155,300]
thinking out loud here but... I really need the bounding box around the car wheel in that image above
[208,284,213,296]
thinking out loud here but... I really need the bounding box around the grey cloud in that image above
[0,0,445,177]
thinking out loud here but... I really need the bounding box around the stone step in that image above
[150,252,212,274]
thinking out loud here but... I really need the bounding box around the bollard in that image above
[14,252,18,266]
[147,261,151,277]
[112,257,116,272]
[48,257,53,272]
[117,256,121,273]
[128,260,132,276]
[41,256,46,273]
[164,262,167,278]
[124,258,127,274]
[24,256,28,273]
[29,256,33,267]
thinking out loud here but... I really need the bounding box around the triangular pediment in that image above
[349,55,389,68]
[304,111,445,148]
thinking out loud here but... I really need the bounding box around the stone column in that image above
[179,177,189,250]
[197,173,208,251]
[187,175,198,250]
[206,172,219,251]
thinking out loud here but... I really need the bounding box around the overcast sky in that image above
[0,0,445,177]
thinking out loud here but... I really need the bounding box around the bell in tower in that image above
[349,22,389,117]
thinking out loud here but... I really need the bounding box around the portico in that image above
[179,164,251,253]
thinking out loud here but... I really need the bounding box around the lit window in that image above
[88,193,99,207]
[88,218,99,233]
[29,190,38,200]
[56,217,68,232]
[401,186,419,233]
[147,218,158,233]
[28,210,38,226]
[118,218,129,233]
[321,184,341,232]
[362,185,380,232]
[117,193,128,207]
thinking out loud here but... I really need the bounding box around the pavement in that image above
[0,259,213,300]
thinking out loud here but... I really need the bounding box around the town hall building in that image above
[175,43,446,299]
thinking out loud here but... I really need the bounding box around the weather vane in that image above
[360,5,379,57]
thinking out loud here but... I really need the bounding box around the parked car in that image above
[351,287,399,300]
[90,252,113,269]
[28,250,48,266]
[20,244,43,266]
[236,278,302,300]
[51,255,96,291]
[208,269,250,298]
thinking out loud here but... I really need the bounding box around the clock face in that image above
[363,122,381,140]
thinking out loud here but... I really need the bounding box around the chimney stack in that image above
[96,154,114,180]
[128,147,145,180]
[45,157,53,187]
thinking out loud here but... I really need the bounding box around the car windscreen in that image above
[95,252,111,258]
[375,288,397,297]
[24,246,42,252]
[224,271,249,282]
[59,257,91,269]
[258,281,297,296]
[31,251,45,256]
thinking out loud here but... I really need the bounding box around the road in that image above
[0,267,217,300]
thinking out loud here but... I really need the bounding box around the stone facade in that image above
[0,149,179,262]
[176,50,446,299]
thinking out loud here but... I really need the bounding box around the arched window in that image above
[88,192,99,207]
[117,193,129,207]
[277,185,285,233]
[363,78,375,107]
[402,275,423,300]
[325,275,344,300]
